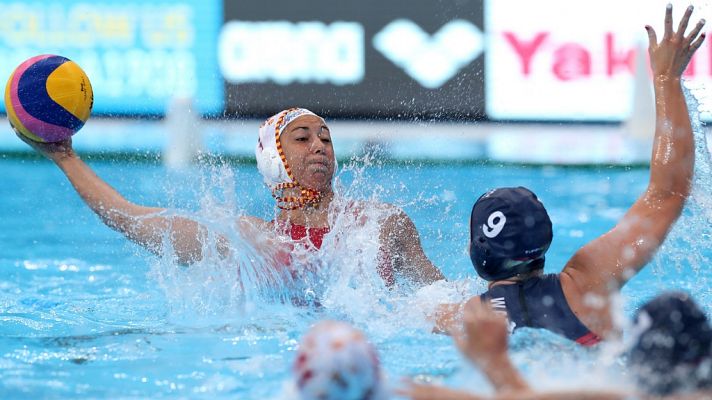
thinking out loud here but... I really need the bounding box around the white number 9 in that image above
[483,211,506,238]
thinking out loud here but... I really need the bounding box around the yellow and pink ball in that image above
[4,55,93,143]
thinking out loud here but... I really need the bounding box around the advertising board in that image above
[221,0,486,119]
[0,0,223,116]
[485,0,712,121]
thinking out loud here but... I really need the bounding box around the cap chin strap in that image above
[272,182,322,210]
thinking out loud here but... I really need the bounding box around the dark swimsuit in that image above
[480,274,601,346]
[283,223,395,286]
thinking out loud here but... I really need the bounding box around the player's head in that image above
[469,187,552,281]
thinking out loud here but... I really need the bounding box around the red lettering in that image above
[605,33,635,76]
[503,32,549,75]
[552,44,591,81]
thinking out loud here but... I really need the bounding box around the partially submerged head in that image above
[256,108,336,209]
[629,291,712,396]
[469,187,553,281]
[293,321,385,400]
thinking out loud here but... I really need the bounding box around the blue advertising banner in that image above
[0,0,223,116]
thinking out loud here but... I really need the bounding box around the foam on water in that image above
[144,154,475,337]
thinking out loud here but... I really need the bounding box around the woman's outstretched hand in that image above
[453,299,531,393]
[646,4,706,79]
[453,298,509,368]
[15,131,75,162]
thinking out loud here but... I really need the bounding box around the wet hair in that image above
[629,292,712,396]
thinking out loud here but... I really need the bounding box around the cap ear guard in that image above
[255,108,327,209]
[256,145,289,186]
[469,240,547,281]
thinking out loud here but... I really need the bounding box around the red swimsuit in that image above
[287,224,330,249]
[284,223,395,286]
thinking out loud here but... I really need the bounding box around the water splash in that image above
[313,157,476,336]
[148,161,298,321]
[648,84,712,309]
[144,151,475,341]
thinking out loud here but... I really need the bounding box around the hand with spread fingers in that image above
[646,4,706,79]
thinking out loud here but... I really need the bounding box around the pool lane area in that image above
[1,153,711,398]
[4,116,709,166]
[1,108,711,398]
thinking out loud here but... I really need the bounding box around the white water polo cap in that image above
[294,321,386,400]
[255,107,324,187]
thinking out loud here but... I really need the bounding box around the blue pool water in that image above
[1,143,711,398]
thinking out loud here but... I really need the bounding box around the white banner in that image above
[486,0,712,121]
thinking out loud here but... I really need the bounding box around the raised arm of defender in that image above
[561,5,705,336]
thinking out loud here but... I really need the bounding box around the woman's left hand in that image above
[454,298,509,367]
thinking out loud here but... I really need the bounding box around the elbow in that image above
[647,184,690,205]
[96,203,144,234]
[670,175,693,199]
[643,189,687,222]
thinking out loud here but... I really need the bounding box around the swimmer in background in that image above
[434,4,706,345]
[292,320,388,400]
[16,109,444,287]
[402,292,712,400]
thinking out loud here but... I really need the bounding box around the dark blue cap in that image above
[630,292,712,396]
[469,187,552,281]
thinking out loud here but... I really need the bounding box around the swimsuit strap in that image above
[517,283,533,327]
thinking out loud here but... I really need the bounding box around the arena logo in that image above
[373,19,484,89]
[218,21,364,85]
